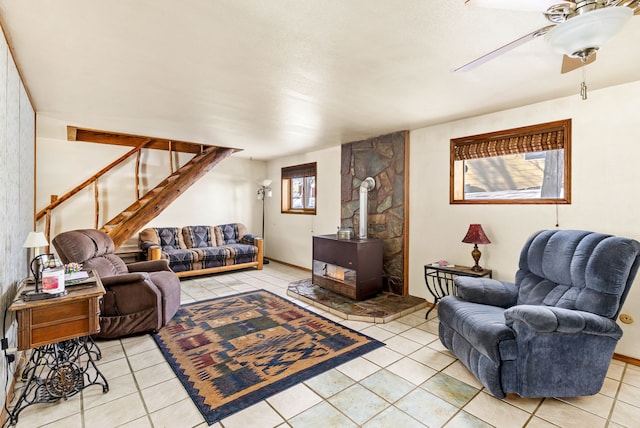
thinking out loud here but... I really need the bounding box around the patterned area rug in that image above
[153,289,384,425]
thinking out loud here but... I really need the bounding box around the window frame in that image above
[450,119,572,205]
[281,162,317,215]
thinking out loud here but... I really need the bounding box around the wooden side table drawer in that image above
[14,294,102,350]
[31,318,90,348]
[31,300,88,325]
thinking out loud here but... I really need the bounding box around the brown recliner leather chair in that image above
[53,229,181,339]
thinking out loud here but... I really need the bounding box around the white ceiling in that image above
[1,1,639,160]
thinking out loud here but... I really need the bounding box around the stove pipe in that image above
[359,177,375,239]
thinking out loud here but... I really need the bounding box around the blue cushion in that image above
[219,223,239,244]
[183,225,212,248]
[162,248,197,272]
[518,230,640,318]
[195,247,229,262]
[223,244,257,264]
[438,296,515,363]
[155,227,182,249]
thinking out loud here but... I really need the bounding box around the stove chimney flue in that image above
[359,177,375,239]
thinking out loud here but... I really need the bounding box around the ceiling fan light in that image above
[545,7,633,57]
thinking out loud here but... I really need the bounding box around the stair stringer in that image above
[101,146,235,248]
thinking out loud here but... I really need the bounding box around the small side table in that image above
[6,274,109,425]
[424,263,492,319]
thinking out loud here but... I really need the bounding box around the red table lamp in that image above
[462,224,491,272]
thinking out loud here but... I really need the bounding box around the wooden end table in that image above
[6,273,109,425]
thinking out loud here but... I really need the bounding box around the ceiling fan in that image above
[456,0,639,74]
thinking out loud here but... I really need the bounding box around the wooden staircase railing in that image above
[36,140,151,240]
[37,127,239,248]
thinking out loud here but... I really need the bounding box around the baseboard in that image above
[263,257,311,272]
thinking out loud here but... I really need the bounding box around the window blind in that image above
[281,162,316,179]
[453,121,568,161]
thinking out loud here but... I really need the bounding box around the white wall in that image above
[142,154,266,233]
[0,27,35,412]
[35,115,267,246]
[409,80,640,358]
[264,146,341,269]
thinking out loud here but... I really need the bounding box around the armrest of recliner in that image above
[101,272,150,286]
[504,305,622,338]
[127,259,172,273]
[455,277,518,308]
[98,273,163,332]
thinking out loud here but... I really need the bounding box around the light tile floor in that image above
[8,262,640,428]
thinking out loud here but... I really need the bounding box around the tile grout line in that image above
[120,337,160,428]
[604,362,627,427]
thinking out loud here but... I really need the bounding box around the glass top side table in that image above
[423,263,492,319]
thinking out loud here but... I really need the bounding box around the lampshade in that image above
[462,224,491,245]
[257,179,272,200]
[546,7,632,58]
[23,231,49,248]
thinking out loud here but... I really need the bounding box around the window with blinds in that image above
[450,119,571,204]
[281,162,317,214]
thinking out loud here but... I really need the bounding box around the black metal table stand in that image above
[423,264,492,319]
[5,337,109,426]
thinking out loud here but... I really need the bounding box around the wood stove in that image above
[312,234,383,300]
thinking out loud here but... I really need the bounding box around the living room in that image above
[3,2,640,427]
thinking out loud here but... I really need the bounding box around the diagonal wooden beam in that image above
[67,126,242,155]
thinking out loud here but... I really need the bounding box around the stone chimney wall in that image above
[341,131,408,295]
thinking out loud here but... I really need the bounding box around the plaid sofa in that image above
[139,223,263,277]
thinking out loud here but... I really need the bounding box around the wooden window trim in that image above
[281,162,317,215]
[450,119,572,205]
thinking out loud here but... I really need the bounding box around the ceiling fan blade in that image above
[454,25,554,72]
[465,0,573,12]
[560,53,596,74]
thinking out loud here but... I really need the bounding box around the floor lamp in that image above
[257,179,272,264]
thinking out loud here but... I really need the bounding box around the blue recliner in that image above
[438,229,640,398]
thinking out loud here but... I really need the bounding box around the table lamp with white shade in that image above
[23,231,49,282]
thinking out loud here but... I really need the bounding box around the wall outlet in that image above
[619,313,634,324]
